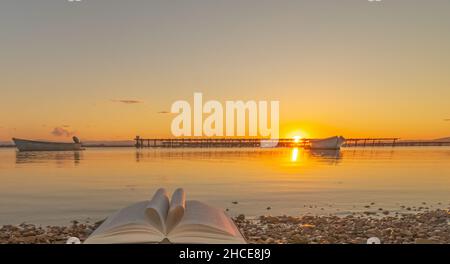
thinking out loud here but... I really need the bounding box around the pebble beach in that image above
[236,209,450,244]
[1,208,448,244]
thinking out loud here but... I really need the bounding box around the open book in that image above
[84,188,246,244]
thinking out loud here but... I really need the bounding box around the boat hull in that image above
[310,136,345,150]
[12,138,83,151]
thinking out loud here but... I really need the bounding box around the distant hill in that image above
[434,137,450,142]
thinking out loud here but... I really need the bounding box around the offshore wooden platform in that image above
[134,136,449,148]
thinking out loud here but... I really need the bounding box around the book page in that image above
[165,188,186,233]
[85,201,164,243]
[145,188,170,234]
[169,200,245,243]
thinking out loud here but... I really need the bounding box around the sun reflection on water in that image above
[291,147,299,162]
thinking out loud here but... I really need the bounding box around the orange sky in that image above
[0,1,449,141]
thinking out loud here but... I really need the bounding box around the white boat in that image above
[12,137,84,151]
[310,136,345,150]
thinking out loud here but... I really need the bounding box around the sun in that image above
[288,130,309,141]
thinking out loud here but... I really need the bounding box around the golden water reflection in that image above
[291,148,299,162]
[15,151,82,167]
[0,147,449,225]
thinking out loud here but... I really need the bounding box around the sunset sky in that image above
[1,0,449,141]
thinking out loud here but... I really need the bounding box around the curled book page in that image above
[146,188,170,234]
[165,188,186,233]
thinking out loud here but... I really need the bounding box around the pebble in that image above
[236,214,245,221]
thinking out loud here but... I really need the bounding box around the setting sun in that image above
[287,130,310,140]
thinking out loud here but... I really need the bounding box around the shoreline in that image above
[1,209,448,244]
[2,143,450,149]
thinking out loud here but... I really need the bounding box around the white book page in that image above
[84,229,164,244]
[165,188,186,233]
[169,200,240,238]
[85,201,163,243]
[146,188,170,234]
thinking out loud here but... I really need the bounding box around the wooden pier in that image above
[134,137,298,148]
[134,136,449,148]
[343,138,450,147]
[343,138,399,147]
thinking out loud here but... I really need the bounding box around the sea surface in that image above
[0,147,449,225]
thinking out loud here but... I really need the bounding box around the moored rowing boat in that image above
[12,137,84,151]
[310,136,345,150]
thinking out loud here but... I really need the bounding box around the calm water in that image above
[0,147,449,225]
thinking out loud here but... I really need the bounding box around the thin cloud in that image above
[157,111,170,114]
[444,119,450,122]
[111,99,143,104]
[51,127,75,137]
